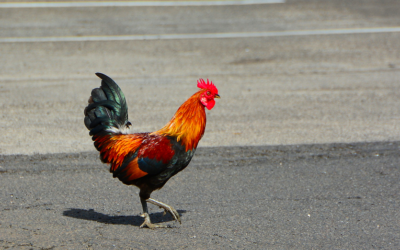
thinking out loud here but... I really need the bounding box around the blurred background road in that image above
[0,0,400,249]
[0,0,399,154]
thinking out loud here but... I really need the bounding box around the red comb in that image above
[197,79,218,94]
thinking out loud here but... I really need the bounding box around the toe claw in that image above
[140,213,167,229]
[165,207,180,223]
[146,198,182,224]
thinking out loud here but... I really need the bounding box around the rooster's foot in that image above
[139,213,167,229]
[147,198,181,224]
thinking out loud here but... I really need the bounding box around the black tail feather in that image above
[84,73,130,137]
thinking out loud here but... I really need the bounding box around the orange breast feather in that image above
[93,134,143,172]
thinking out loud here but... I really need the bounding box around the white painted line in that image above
[1,27,400,43]
[0,0,285,8]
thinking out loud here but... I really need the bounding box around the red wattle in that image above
[206,99,215,110]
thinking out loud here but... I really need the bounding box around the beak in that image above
[215,94,220,99]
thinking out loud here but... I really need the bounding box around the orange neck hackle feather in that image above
[152,90,207,151]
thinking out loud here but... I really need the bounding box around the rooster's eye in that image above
[207,91,211,96]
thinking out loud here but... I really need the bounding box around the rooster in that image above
[84,73,219,228]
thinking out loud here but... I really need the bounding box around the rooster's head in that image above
[197,79,220,110]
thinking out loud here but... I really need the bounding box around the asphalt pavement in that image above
[1,142,400,249]
[0,0,400,249]
[0,0,400,154]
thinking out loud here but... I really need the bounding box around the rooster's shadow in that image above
[63,208,186,227]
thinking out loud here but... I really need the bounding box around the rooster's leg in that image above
[139,198,167,229]
[147,198,181,224]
